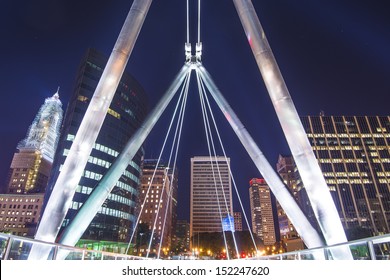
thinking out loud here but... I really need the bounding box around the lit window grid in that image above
[78,93,136,120]
[190,157,233,240]
[60,159,140,185]
[302,116,390,233]
[249,183,276,245]
[138,166,173,248]
[69,201,135,222]
[64,136,141,173]
[0,194,44,235]
[75,185,136,207]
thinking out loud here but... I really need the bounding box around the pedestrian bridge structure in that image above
[10,0,389,262]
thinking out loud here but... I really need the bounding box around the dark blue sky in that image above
[0,0,389,222]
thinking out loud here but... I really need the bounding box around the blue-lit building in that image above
[47,48,148,251]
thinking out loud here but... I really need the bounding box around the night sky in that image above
[1,0,389,224]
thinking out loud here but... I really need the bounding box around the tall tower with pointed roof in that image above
[5,90,63,194]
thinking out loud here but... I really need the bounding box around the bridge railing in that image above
[1,232,389,260]
[250,234,390,260]
[0,233,147,260]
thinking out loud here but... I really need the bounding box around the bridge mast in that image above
[232,0,351,259]
[31,0,153,259]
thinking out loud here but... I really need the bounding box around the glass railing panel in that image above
[7,239,54,260]
[0,235,9,260]
[281,254,300,260]
[348,243,371,260]
[372,242,390,260]
[300,248,325,260]
[102,254,116,260]
[83,251,102,260]
[324,244,354,260]
[56,247,84,260]
[116,256,132,260]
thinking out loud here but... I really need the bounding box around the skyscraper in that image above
[6,91,63,194]
[300,115,390,235]
[233,212,243,232]
[47,48,147,250]
[249,178,276,246]
[276,155,305,251]
[1,91,62,236]
[137,159,178,255]
[173,220,190,254]
[190,156,233,245]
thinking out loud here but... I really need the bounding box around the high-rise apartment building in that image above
[233,212,243,232]
[173,220,190,254]
[190,156,233,245]
[47,48,147,251]
[6,92,63,194]
[300,115,390,235]
[137,159,178,254]
[249,178,276,246]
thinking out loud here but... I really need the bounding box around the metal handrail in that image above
[250,234,390,260]
[1,232,389,260]
[0,233,149,260]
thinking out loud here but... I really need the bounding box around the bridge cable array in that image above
[125,0,259,258]
[126,70,192,255]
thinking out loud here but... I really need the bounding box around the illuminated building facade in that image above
[137,159,178,253]
[47,48,147,248]
[174,220,190,253]
[233,212,243,232]
[300,115,390,235]
[249,178,276,246]
[0,194,44,237]
[276,155,305,251]
[190,156,233,245]
[6,92,63,194]
[1,92,62,237]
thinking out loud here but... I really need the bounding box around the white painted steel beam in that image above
[58,65,190,249]
[232,0,351,259]
[197,65,325,250]
[30,0,153,259]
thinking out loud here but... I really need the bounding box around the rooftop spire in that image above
[53,86,60,99]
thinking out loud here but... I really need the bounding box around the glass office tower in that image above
[47,49,148,250]
[300,115,390,235]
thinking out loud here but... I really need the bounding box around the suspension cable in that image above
[198,73,230,217]
[146,72,191,258]
[157,79,190,258]
[127,72,189,253]
[198,71,259,254]
[197,0,201,44]
[125,70,191,254]
[195,69,233,259]
[186,0,190,44]
[197,70,241,258]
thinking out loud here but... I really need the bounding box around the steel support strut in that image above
[197,65,325,250]
[58,65,190,249]
[232,0,351,259]
[30,0,153,259]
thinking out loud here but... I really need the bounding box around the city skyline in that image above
[1,0,389,225]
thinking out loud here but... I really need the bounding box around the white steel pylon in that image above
[232,0,351,259]
[33,0,351,260]
[30,0,153,260]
